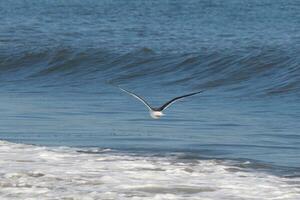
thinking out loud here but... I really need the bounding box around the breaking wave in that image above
[1,46,299,97]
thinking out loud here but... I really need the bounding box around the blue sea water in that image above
[0,0,300,199]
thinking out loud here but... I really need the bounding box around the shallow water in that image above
[0,140,299,200]
[0,0,300,199]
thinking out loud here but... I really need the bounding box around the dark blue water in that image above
[0,0,300,173]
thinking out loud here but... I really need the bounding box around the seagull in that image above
[118,86,203,119]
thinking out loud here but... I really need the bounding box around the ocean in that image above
[0,0,299,199]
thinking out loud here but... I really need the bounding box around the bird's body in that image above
[117,86,203,119]
[150,110,164,119]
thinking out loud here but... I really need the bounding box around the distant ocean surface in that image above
[0,0,300,199]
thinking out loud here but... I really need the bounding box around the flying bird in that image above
[118,86,203,119]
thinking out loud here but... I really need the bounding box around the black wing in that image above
[118,87,153,111]
[159,91,203,111]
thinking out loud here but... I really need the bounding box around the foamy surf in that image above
[0,140,299,200]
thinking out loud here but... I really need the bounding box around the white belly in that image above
[150,111,164,119]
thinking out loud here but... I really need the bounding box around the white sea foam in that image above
[0,140,299,200]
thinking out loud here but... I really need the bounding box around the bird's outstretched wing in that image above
[159,91,203,111]
[118,87,153,111]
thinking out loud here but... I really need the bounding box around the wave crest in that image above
[1,47,299,97]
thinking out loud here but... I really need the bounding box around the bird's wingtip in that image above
[107,82,124,91]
